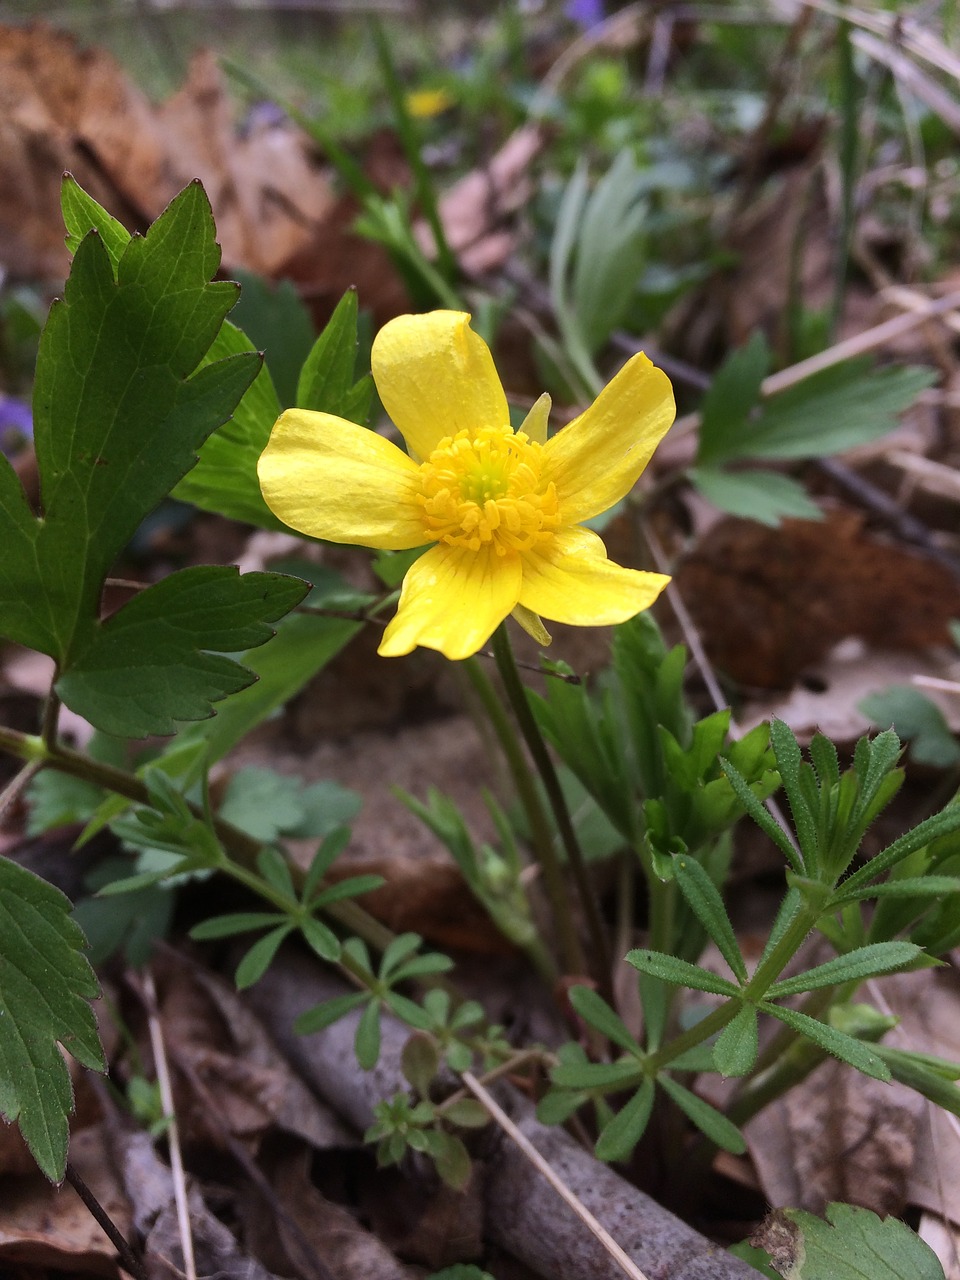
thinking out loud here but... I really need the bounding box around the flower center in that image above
[417,426,560,555]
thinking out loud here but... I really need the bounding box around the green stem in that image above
[649,904,819,1073]
[0,725,394,957]
[463,654,580,981]
[491,626,613,991]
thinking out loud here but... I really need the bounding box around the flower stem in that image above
[463,655,581,981]
[491,626,613,992]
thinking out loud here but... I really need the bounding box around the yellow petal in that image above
[258,409,425,549]
[378,542,522,660]
[372,312,510,461]
[543,352,675,524]
[518,526,670,626]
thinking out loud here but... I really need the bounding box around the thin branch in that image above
[0,758,44,827]
[140,969,196,1280]
[64,1162,147,1280]
[461,1071,652,1280]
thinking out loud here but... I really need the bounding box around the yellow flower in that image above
[404,87,455,119]
[257,311,675,660]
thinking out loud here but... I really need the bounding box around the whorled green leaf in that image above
[766,941,923,999]
[0,858,105,1181]
[673,855,747,984]
[658,1074,746,1154]
[713,1004,759,1078]
[761,1003,891,1082]
[594,1078,655,1163]
[625,949,741,997]
[568,984,644,1055]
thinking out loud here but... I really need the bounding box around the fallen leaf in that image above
[675,508,960,689]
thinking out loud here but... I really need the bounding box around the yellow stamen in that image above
[418,427,560,556]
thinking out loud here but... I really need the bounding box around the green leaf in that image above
[625,949,741,997]
[743,360,936,462]
[401,1033,441,1096]
[722,756,802,872]
[713,1004,759,1078]
[230,269,315,409]
[294,992,367,1035]
[61,177,131,271]
[297,289,372,423]
[0,858,105,1181]
[752,1203,945,1280]
[550,1059,646,1090]
[172,318,288,529]
[56,567,308,737]
[658,1075,746,1153]
[673,855,747,984]
[696,332,769,468]
[860,686,960,769]
[9,181,259,658]
[568,985,644,1054]
[425,1129,472,1191]
[767,942,923,998]
[838,801,960,897]
[761,1004,891,1081]
[355,999,382,1069]
[190,911,286,940]
[689,467,822,526]
[1,181,297,738]
[234,924,293,989]
[165,596,363,782]
[875,1046,960,1117]
[595,1078,655,1162]
[299,915,341,962]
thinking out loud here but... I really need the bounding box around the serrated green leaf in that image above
[689,466,822,526]
[164,602,362,784]
[658,1074,746,1153]
[696,332,769,468]
[230,269,315,409]
[761,1003,891,1081]
[172,318,288,529]
[625,949,740,997]
[742,360,936,462]
[758,1203,946,1280]
[297,289,372,423]
[831,875,960,907]
[56,567,308,737]
[8,182,260,662]
[767,942,923,998]
[61,175,131,270]
[673,856,747,984]
[713,1004,759,1078]
[0,858,105,1181]
[594,1078,655,1162]
[568,985,644,1054]
[860,686,960,769]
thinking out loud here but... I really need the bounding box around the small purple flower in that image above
[566,0,605,27]
[0,396,33,459]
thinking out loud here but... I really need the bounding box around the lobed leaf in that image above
[0,859,105,1181]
